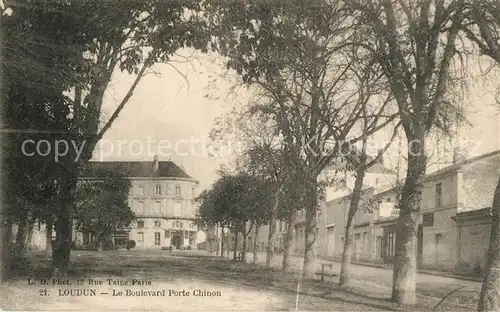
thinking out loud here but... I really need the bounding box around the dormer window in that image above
[155,185,162,195]
[175,186,181,196]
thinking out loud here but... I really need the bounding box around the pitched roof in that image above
[80,160,195,181]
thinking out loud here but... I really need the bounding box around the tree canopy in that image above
[196,172,273,231]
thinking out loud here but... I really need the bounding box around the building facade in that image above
[21,156,199,250]
[82,156,199,249]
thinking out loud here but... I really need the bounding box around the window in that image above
[154,232,161,246]
[180,222,183,229]
[155,185,162,195]
[375,177,379,184]
[164,230,170,238]
[136,201,145,214]
[174,202,182,216]
[376,236,383,258]
[363,232,368,253]
[387,197,391,203]
[175,185,181,195]
[137,220,144,228]
[435,183,442,207]
[175,221,180,228]
[184,231,189,239]
[154,201,161,214]
[192,187,195,197]
[423,213,434,227]
[138,185,144,196]
[154,220,161,227]
[137,232,144,245]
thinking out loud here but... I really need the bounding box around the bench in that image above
[315,263,336,282]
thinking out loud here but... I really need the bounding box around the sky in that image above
[94,48,500,194]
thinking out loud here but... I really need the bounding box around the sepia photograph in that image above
[1,0,500,311]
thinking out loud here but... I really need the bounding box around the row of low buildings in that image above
[229,149,500,276]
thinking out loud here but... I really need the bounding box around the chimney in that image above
[153,155,159,172]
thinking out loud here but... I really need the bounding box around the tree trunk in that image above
[391,143,427,306]
[241,221,254,263]
[52,170,78,277]
[266,219,276,267]
[303,178,319,279]
[266,190,280,267]
[253,224,260,264]
[339,165,366,287]
[25,217,36,251]
[45,217,53,253]
[15,212,28,250]
[233,227,239,261]
[478,176,500,312]
[282,210,296,272]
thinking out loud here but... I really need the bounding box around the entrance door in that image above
[171,232,182,249]
[417,224,423,268]
[327,227,335,257]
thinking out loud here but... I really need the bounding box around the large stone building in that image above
[324,149,500,274]
[20,156,199,250]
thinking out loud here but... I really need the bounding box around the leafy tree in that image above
[212,104,307,269]
[205,0,397,278]
[196,172,273,261]
[1,0,73,277]
[74,170,134,249]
